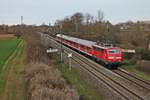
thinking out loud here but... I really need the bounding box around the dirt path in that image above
[0,40,26,100]
[0,34,16,40]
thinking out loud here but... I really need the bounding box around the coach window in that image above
[87,47,91,52]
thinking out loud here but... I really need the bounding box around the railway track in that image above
[118,68,150,85]
[41,33,150,100]
[71,54,144,100]
[113,68,150,91]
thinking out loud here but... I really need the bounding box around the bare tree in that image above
[71,12,84,32]
[85,13,93,25]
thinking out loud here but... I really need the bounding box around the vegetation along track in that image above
[42,33,150,100]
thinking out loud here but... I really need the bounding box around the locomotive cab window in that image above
[94,47,104,52]
[108,49,120,54]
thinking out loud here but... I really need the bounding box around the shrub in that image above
[136,60,150,74]
[25,63,79,100]
[136,48,150,60]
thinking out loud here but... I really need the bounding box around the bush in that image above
[25,63,79,100]
[136,60,150,74]
[136,48,150,60]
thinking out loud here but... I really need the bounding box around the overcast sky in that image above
[0,0,150,25]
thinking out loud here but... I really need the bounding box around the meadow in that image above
[0,39,20,72]
[0,38,27,100]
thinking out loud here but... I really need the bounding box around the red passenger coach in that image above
[56,34,122,69]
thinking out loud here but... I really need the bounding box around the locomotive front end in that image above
[106,48,122,69]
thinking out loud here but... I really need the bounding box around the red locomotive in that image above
[56,34,122,69]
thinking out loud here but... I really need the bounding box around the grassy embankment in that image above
[54,56,104,100]
[122,65,150,81]
[0,39,26,100]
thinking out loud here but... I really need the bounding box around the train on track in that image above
[56,34,122,69]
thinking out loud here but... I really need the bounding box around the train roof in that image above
[56,34,120,49]
[56,34,96,47]
[93,44,120,49]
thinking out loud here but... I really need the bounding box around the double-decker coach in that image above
[56,34,122,69]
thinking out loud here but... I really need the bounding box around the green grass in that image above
[122,65,150,81]
[55,59,104,100]
[0,39,21,72]
[0,39,27,100]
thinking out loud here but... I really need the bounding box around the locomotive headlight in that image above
[116,57,121,59]
[108,57,114,59]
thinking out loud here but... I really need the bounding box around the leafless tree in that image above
[71,12,84,32]
[85,13,93,25]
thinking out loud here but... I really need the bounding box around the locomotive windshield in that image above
[109,49,120,54]
[94,47,104,52]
